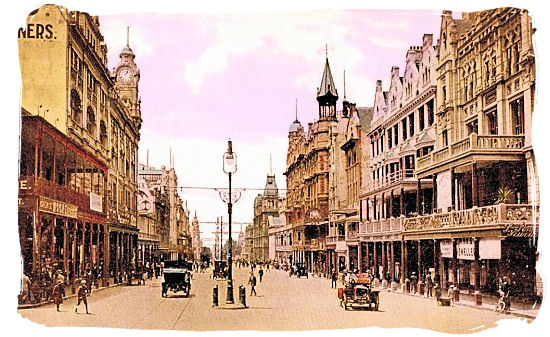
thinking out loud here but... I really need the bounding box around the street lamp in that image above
[222,139,237,304]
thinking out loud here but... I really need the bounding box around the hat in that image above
[57,280,63,284]
[81,280,86,284]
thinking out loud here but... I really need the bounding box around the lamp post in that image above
[222,140,237,304]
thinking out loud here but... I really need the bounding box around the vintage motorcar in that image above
[212,260,228,279]
[338,274,379,310]
[161,260,192,297]
[289,263,308,278]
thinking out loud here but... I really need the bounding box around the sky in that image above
[97,9,443,248]
[4,0,550,336]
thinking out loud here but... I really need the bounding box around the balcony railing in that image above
[417,133,525,170]
[368,169,415,190]
[403,203,538,231]
[326,235,345,244]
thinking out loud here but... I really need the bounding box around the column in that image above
[432,174,437,213]
[417,240,422,278]
[390,191,394,217]
[451,239,457,285]
[63,219,68,275]
[71,225,77,282]
[416,179,421,213]
[403,240,409,282]
[103,227,109,286]
[358,242,363,273]
[400,188,405,216]
[366,242,371,272]
[115,232,120,282]
[95,225,100,267]
[472,162,478,207]
[473,238,480,291]
[373,242,378,279]
[381,241,386,280]
[80,225,85,276]
[451,168,456,211]
[51,217,57,267]
[390,241,395,283]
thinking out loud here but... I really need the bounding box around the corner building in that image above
[404,9,539,299]
[18,4,141,287]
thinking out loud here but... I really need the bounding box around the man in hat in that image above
[75,280,89,314]
[52,279,65,312]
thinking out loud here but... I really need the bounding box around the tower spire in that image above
[269,153,273,175]
[126,26,130,47]
[325,43,328,59]
[295,98,298,121]
[343,70,346,100]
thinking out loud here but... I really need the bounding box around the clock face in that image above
[139,200,151,211]
[118,68,133,83]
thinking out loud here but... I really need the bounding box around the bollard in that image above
[239,285,247,307]
[212,285,219,307]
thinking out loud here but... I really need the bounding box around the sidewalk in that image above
[18,280,124,310]
[378,285,540,319]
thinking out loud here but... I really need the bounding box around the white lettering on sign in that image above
[39,196,78,218]
[440,240,453,258]
[19,180,29,190]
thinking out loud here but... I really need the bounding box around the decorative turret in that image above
[317,46,338,120]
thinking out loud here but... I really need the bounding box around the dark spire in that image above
[120,26,135,60]
[317,57,338,98]
[317,48,338,120]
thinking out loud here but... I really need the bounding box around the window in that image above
[86,107,96,136]
[393,125,399,146]
[402,119,407,141]
[419,106,425,131]
[387,128,393,149]
[442,85,447,103]
[487,109,498,135]
[511,98,524,134]
[442,129,448,147]
[409,113,415,137]
[467,119,478,135]
[70,89,82,124]
[380,135,384,153]
[100,121,108,147]
[427,99,434,126]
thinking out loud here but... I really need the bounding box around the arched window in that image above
[87,107,96,136]
[70,89,82,124]
[100,121,108,147]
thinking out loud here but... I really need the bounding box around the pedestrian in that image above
[74,280,89,314]
[331,269,338,288]
[425,273,433,297]
[248,272,257,296]
[52,279,65,312]
[258,267,264,282]
[20,273,31,304]
[410,272,418,294]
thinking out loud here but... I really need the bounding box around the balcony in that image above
[368,169,415,191]
[403,203,538,232]
[359,218,403,236]
[416,133,525,172]
[326,235,345,245]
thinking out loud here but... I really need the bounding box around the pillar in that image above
[417,240,422,278]
[432,174,437,213]
[373,242,378,279]
[416,179,421,213]
[381,241,387,280]
[472,162,478,207]
[51,216,57,267]
[400,188,405,216]
[390,241,395,282]
[451,168,456,211]
[403,240,409,280]
[451,239,457,285]
[63,219,68,275]
[473,238,480,291]
[358,242,363,273]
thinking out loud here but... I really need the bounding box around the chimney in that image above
[423,34,434,48]
[376,80,383,92]
[391,66,400,78]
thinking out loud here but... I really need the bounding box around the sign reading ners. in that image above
[18,23,55,39]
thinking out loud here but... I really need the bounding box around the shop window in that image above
[511,98,524,135]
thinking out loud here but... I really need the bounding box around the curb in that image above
[17,282,124,310]
[380,287,538,319]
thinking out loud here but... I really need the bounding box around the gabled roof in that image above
[357,107,373,132]
[317,58,338,98]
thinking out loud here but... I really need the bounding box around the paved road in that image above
[18,267,527,333]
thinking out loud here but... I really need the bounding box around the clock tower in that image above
[114,27,141,127]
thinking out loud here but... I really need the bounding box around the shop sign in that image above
[440,240,453,258]
[90,192,103,213]
[479,238,501,259]
[39,196,77,218]
[456,238,475,260]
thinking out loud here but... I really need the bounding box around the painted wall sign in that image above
[39,196,77,218]
[456,238,475,260]
[90,192,103,213]
[18,24,55,39]
[479,238,501,259]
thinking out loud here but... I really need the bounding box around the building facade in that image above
[251,173,284,262]
[18,4,141,286]
[402,8,538,298]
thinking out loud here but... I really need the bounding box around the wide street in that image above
[17,266,528,333]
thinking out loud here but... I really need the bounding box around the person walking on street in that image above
[248,272,257,296]
[52,280,65,312]
[331,269,338,289]
[258,268,264,282]
[425,273,433,297]
[75,280,89,314]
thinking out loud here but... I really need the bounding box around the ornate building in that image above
[251,172,284,262]
[403,8,538,299]
[355,34,437,283]
[18,4,141,286]
[191,212,202,261]
[284,57,339,273]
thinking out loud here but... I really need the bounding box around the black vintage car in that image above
[213,260,228,279]
[289,263,308,278]
[161,260,192,297]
